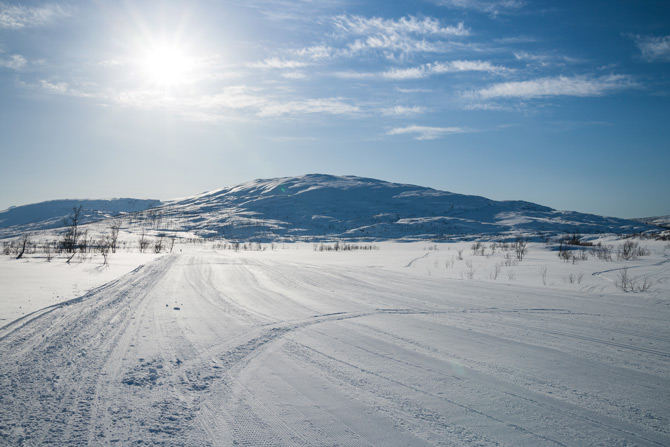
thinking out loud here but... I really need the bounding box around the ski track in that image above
[1,251,669,446]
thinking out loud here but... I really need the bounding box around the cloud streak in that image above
[434,0,525,15]
[334,14,469,37]
[633,35,670,62]
[337,60,507,80]
[383,60,507,79]
[387,124,470,140]
[0,2,69,29]
[249,57,307,69]
[469,74,635,100]
[333,15,469,58]
[0,54,26,70]
[382,106,427,116]
[26,80,360,122]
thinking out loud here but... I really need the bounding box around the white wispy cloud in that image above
[385,60,507,79]
[381,106,427,116]
[258,98,360,117]
[337,60,507,80]
[387,124,470,140]
[249,57,307,69]
[28,80,360,121]
[0,2,69,29]
[632,35,670,62]
[333,15,468,58]
[334,14,469,37]
[396,87,433,93]
[0,54,26,70]
[513,51,582,68]
[469,74,636,100]
[281,71,306,79]
[291,45,336,61]
[434,0,525,15]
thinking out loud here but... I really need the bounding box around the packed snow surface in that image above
[1,241,669,446]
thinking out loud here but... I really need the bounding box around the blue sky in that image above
[0,0,668,218]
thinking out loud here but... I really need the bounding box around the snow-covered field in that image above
[1,240,669,446]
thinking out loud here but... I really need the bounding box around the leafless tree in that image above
[109,219,120,254]
[16,233,30,259]
[138,228,149,253]
[515,238,527,261]
[45,240,53,262]
[154,236,164,253]
[99,238,110,265]
[61,205,84,253]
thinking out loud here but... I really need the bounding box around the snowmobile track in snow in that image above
[1,250,669,446]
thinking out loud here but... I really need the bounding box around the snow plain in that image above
[1,240,669,446]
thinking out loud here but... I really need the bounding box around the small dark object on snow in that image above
[173,307,181,311]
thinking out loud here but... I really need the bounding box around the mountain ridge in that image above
[0,198,162,238]
[0,175,661,241]
[148,174,658,240]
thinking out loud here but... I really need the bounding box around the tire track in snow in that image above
[300,319,669,446]
[2,250,669,446]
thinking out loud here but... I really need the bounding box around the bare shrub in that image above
[616,268,654,292]
[507,269,516,280]
[558,244,572,262]
[563,232,593,247]
[471,242,482,256]
[594,245,612,261]
[491,262,502,280]
[638,277,654,292]
[578,250,588,261]
[617,240,649,261]
[514,238,527,261]
[45,241,53,262]
[503,252,518,267]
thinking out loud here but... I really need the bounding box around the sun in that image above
[139,43,193,87]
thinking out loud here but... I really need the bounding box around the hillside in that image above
[1,175,660,241]
[635,215,670,229]
[0,198,161,238]
[139,174,657,241]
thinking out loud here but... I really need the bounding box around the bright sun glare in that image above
[140,43,192,87]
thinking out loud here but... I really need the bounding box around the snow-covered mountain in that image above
[140,174,657,241]
[634,215,670,229]
[1,175,660,241]
[0,198,162,238]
